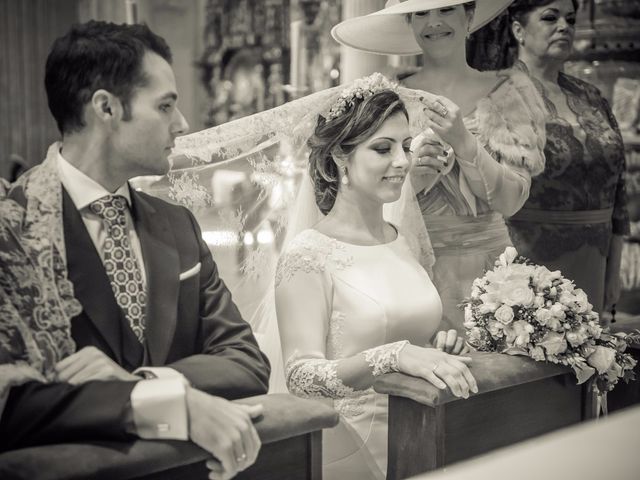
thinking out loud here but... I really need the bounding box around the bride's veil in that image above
[133,76,435,393]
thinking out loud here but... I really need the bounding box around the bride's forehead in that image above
[366,114,410,140]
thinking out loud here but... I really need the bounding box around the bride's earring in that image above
[340,166,349,186]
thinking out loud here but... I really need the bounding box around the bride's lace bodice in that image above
[275,228,442,406]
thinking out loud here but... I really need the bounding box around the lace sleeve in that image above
[598,93,630,236]
[275,231,409,399]
[285,341,408,399]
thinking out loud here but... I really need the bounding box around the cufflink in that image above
[137,370,157,380]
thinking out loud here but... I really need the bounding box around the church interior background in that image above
[1,0,639,319]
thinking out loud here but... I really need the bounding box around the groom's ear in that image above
[90,89,123,126]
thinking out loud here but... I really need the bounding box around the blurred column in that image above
[339,0,387,83]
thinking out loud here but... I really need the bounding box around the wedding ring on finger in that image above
[432,362,441,373]
[236,453,247,463]
[434,101,448,117]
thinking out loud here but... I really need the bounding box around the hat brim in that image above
[331,0,513,56]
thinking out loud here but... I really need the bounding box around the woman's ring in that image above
[236,453,247,463]
[433,101,448,117]
[432,362,440,373]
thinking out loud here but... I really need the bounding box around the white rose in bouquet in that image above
[529,345,546,361]
[573,288,591,313]
[501,280,535,307]
[538,331,568,356]
[505,320,534,347]
[532,266,554,290]
[494,305,515,325]
[497,246,518,267]
[566,325,589,347]
[487,319,504,338]
[587,346,617,374]
[535,308,552,326]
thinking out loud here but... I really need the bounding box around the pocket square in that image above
[179,262,201,281]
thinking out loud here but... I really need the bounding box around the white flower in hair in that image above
[326,72,399,120]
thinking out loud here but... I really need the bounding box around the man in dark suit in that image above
[0,20,270,480]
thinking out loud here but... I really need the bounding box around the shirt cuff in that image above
[131,377,189,440]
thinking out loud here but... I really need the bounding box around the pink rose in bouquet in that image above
[462,247,639,394]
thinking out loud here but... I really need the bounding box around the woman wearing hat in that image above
[333,0,548,334]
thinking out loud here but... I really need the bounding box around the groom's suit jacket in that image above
[1,175,269,451]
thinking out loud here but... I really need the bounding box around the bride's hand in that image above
[433,329,470,355]
[424,96,477,162]
[398,344,478,399]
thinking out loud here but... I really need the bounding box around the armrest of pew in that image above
[374,352,594,480]
[375,351,572,406]
[0,393,339,480]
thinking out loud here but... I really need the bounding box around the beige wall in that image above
[79,0,209,133]
[0,0,80,178]
[0,0,210,179]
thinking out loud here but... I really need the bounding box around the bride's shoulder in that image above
[276,229,353,286]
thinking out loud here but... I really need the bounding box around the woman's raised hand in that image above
[424,96,477,162]
[410,128,452,176]
[398,344,478,399]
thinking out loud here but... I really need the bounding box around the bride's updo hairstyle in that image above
[307,89,408,215]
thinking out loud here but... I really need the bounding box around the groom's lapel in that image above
[130,190,180,365]
[62,188,125,364]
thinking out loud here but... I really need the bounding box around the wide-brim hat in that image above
[331,0,513,56]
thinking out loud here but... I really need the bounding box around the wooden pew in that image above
[609,315,640,411]
[0,393,338,480]
[374,352,596,480]
[408,405,640,480]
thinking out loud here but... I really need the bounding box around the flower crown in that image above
[326,72,399,120]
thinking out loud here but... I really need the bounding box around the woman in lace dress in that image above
[332,0,547,333]
[275,84,478,479]
[505,0,630,316]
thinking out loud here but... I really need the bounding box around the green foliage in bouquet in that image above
[462,247,639,394]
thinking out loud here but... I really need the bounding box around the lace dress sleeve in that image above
[274,232,408,399]
[598,92,631,236]
[457,70,548,216]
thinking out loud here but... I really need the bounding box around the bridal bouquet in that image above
[462,247,639,394]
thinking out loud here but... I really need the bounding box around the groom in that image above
[1,20,269,477]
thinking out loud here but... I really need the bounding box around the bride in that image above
[160,72,477,478]
[274,75,477,479]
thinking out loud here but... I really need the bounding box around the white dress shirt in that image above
[57,151,189,440]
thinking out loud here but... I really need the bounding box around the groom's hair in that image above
[308,90,408,215]
[45,20,172,135]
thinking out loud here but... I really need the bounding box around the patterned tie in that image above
[90,195,146,342]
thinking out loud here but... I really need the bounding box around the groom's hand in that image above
[55,346,139,383]
[186,388,263,480]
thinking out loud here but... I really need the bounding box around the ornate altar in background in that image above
[200,0,291,126]
[199,0,342,127]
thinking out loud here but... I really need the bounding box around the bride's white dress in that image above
[275,228,442,479]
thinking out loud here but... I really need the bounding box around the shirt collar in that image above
[56,149,132,210]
